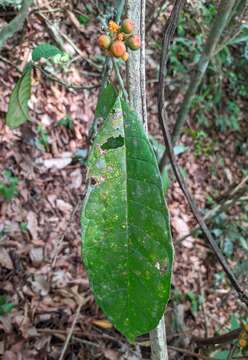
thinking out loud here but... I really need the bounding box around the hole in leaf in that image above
[90,177,97,185]
[101,135,124,150]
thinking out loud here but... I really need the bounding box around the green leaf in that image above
[32,43,63,62]
[57,116,74,129]
[81,85,173,340]
[0,296,13,315]
[212,350,230,360]
[6,68,32,129]
[0,302,13,315]
[229,314,239,330]
[78,14,90,25]
[0,170,18,201]
[239,236,248,252]
[95,83,117,120]
[234,260,248,276]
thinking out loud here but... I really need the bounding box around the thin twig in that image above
[167,345,212,360]
[59,303,83,360]
[0,55,22,74]
[35,65,98,92]
[52,201,81,267]
[72,336,100,348]
[192,328,241,346]
[113,59,128,101]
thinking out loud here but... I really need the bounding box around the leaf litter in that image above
[0,0,247,359]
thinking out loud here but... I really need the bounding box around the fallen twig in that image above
[35,65,99,92]
[59,303,83,360]
[167,345,212,360]
[52,200,81,268]
[192,328,242,346]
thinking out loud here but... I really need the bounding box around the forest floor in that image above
[0,1,247,359]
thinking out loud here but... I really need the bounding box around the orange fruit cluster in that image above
[98,19,141,62]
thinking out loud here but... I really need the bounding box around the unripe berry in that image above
[110,40,126,58]
[126,35,141,50]
[98,35,111,49]
[122,52,129,62]
[121,18,135,34]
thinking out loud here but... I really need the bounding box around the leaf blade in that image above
[81,92,173,340]
[6,67,32,129]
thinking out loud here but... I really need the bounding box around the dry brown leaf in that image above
[0,341,4,355]
[41,157,72,170]
[3,351,16,360]
[102,348,120,360]
[172,216,194,249]
[56,199,73,214]
[27,211,38,241]
[0,314,13,334]
[0,247,13,269]
[30,275,50,296]
[29,247,43,266]
[70,168,83,189]
[92,319,113,329]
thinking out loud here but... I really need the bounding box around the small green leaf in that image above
[78,14,90,25]
[57,116,74,129]
[0,296,13,315]
[6,68,32,129]
[0,170,18,201]
[32,43,63,62]
[35,124,49,152]
[81,84,173,340]
[0,303,13,315]
[95,82,117,120]
[212,350,230,360]
[19,222,28,232]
